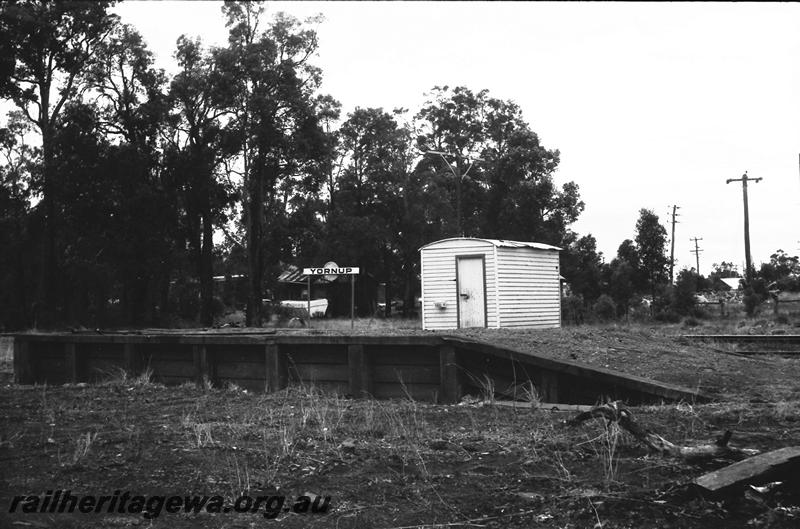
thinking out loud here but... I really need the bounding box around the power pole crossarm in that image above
[726,172,762,281]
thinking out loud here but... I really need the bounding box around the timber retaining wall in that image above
[10,333,707,405]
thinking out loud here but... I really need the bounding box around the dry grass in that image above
[302,317,421,331]
[70,431,99,465]
[3,376,800,528]
[0,336,13,374]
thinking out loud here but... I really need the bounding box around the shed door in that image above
[457,256,486,328]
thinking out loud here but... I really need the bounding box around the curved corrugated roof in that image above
[419,237,561,251]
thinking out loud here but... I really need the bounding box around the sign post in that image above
[302,263,360,328]
[307,275,311,321]
[351,275,355,329]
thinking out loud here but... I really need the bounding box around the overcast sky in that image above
[111,1,800,275]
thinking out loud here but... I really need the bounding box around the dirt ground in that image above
[2,324,800,528]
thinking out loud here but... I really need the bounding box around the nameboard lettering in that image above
[302,267,360,275]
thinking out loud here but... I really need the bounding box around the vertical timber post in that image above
[65,342,78,383]
[265,342,287,393]
[123,342,138,376]
[193,344,208,386]
[540,372,560,403]
[669,205,680,283]
[742,177,753,279]
[439,343,461,404]
[13,337,33,384]
[726,172,762,281]
[351,274,355,329]
[347,344,373,397]
[690,237,703,273]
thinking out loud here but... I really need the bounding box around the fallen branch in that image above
[567,401,759,464]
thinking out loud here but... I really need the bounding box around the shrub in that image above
[651,288,672,316]
[776,275,800,292]
[653,310,681,323]
[672,270,699,316]
[211,296,226,318]
[642,284,685,323]
[629,303,652,322]
[683,316,701,327]
[562,295,585,325]
[171,281,199,320]
[592,295,617,322]
[743,288,761,317]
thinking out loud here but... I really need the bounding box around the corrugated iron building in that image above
[419,238,561,330]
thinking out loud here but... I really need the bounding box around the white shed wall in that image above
[421,239,498,330]
[496,247,561,328]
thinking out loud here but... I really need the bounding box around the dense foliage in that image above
[0,1,585,329]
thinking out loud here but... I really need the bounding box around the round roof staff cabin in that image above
[419,238,562,330]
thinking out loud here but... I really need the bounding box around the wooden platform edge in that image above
[441,336,711,403]
[9,332,445,347]
[682,334,800,343]
[11,331,708,405]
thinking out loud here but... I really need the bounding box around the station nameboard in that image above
[303,267,360,275]
[302,263,360,328]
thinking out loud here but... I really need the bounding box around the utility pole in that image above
[668,205,680,283]
[726,171,762,281]
[422,150,484,237]
[690,237,703,274]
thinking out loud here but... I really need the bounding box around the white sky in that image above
[105,2,800,274]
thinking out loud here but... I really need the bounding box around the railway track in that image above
[682,334,800,357]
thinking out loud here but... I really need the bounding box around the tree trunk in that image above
[199,208,214,326]
[93,281,107,328]
[38,124,57,328]
[383,246,392,318]
[158,265,171,325]
[245,161,264,327]
[403,260,416,318]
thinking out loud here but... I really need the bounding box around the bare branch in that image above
[222,158,244,178]
[9,73,39,85]
[568,401,759,463]
[49,70,79,128]
[219,225,244,248]
[15,100,41,127]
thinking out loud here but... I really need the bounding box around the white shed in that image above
[419,238,562,330]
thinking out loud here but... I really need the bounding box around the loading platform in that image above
[11,331,708,405]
